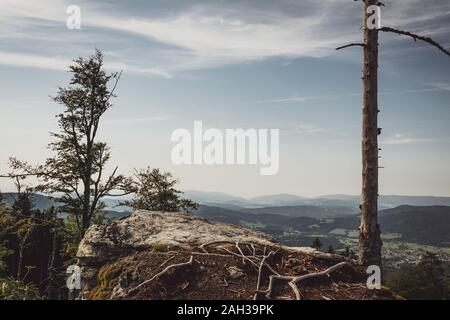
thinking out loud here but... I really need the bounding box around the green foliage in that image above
[1,190,68,299]
[341,245,356,259]
[62,215,84,261]
[386,252,450,300]
[0,197,31,256]
[150,242,171,253]
[90,202,111,225]
[312,237,323,250]
[90,261,122,299]
[0,241,11,275]
[121,167,198,213]
[0,277,41,300]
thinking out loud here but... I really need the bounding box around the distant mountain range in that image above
[240,205,358,218]
[3,190,449,251]
[183,190,450,210]
[196,204,450,247]
[3,190,450,214]
[3,190,448,272]
[1,193,131,212]
[1,193,57,210]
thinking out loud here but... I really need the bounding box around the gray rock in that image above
[77,210,275,263]
[76,210,276,297]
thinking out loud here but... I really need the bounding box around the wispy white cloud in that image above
[382,133,433,145]
[0,51,172,78]
[282,123,332,137]
[337,133,438,145]
[428,82,450,91]
[104,115,174,125]
[295,124,329,135]
[0,51,69,71]
[252,94,342,104]
[0,0,449,76]
[253,85,450,105]
[106,62,172,79]
[0,0,361,75]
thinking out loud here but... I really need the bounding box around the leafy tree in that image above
[342,246,351,257]
[0,193,8,274]
[0,241,10,276]
[0,277,41,300]
[386,253,450,300]
[0,192,40,300]
[1,186,67,299]
[312,237,323,250]
[121,167,198,213]
[10,50,124,239]
[0,195,12,289]
[0,194,30,279]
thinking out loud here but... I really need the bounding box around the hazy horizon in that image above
[2,187,450,200]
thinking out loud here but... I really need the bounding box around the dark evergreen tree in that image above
[312,237,323,250]
[386,253,450,300]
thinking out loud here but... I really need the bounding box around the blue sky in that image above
[0,0,450,197]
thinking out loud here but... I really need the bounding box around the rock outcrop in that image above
[78,210,275,262]
[76,210,391,300]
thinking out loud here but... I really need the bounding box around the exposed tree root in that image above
[128,255,193,294]
[199,240,355,300]
[257,261,353,300]
[199,240,254,253]
[256,250,274,292]
[128,240,352,300]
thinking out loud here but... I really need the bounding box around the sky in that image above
[0,0,450,197]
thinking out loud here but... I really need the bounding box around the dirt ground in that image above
[88,242,394,300]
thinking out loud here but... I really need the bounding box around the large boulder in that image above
[77,210,275,263]
[76,210,276,297]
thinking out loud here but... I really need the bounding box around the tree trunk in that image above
[17,225,31,280]
[46,229,58,300]
[359,0,382,268]
[82,165,92,236]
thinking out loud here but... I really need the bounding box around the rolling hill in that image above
[195,204,450,247]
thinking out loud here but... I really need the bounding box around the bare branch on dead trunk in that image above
[336,43,366,50]
[379,27,450,57]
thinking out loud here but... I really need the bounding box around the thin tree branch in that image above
[380,27,450,57]
[107,70,123,101]
[0,173,40,178]
[336,43,366,51]
[256,250,274,292]
[258,261,352,300]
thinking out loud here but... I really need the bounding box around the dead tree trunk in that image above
[359,0,382,268]
[336,0,450,271]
